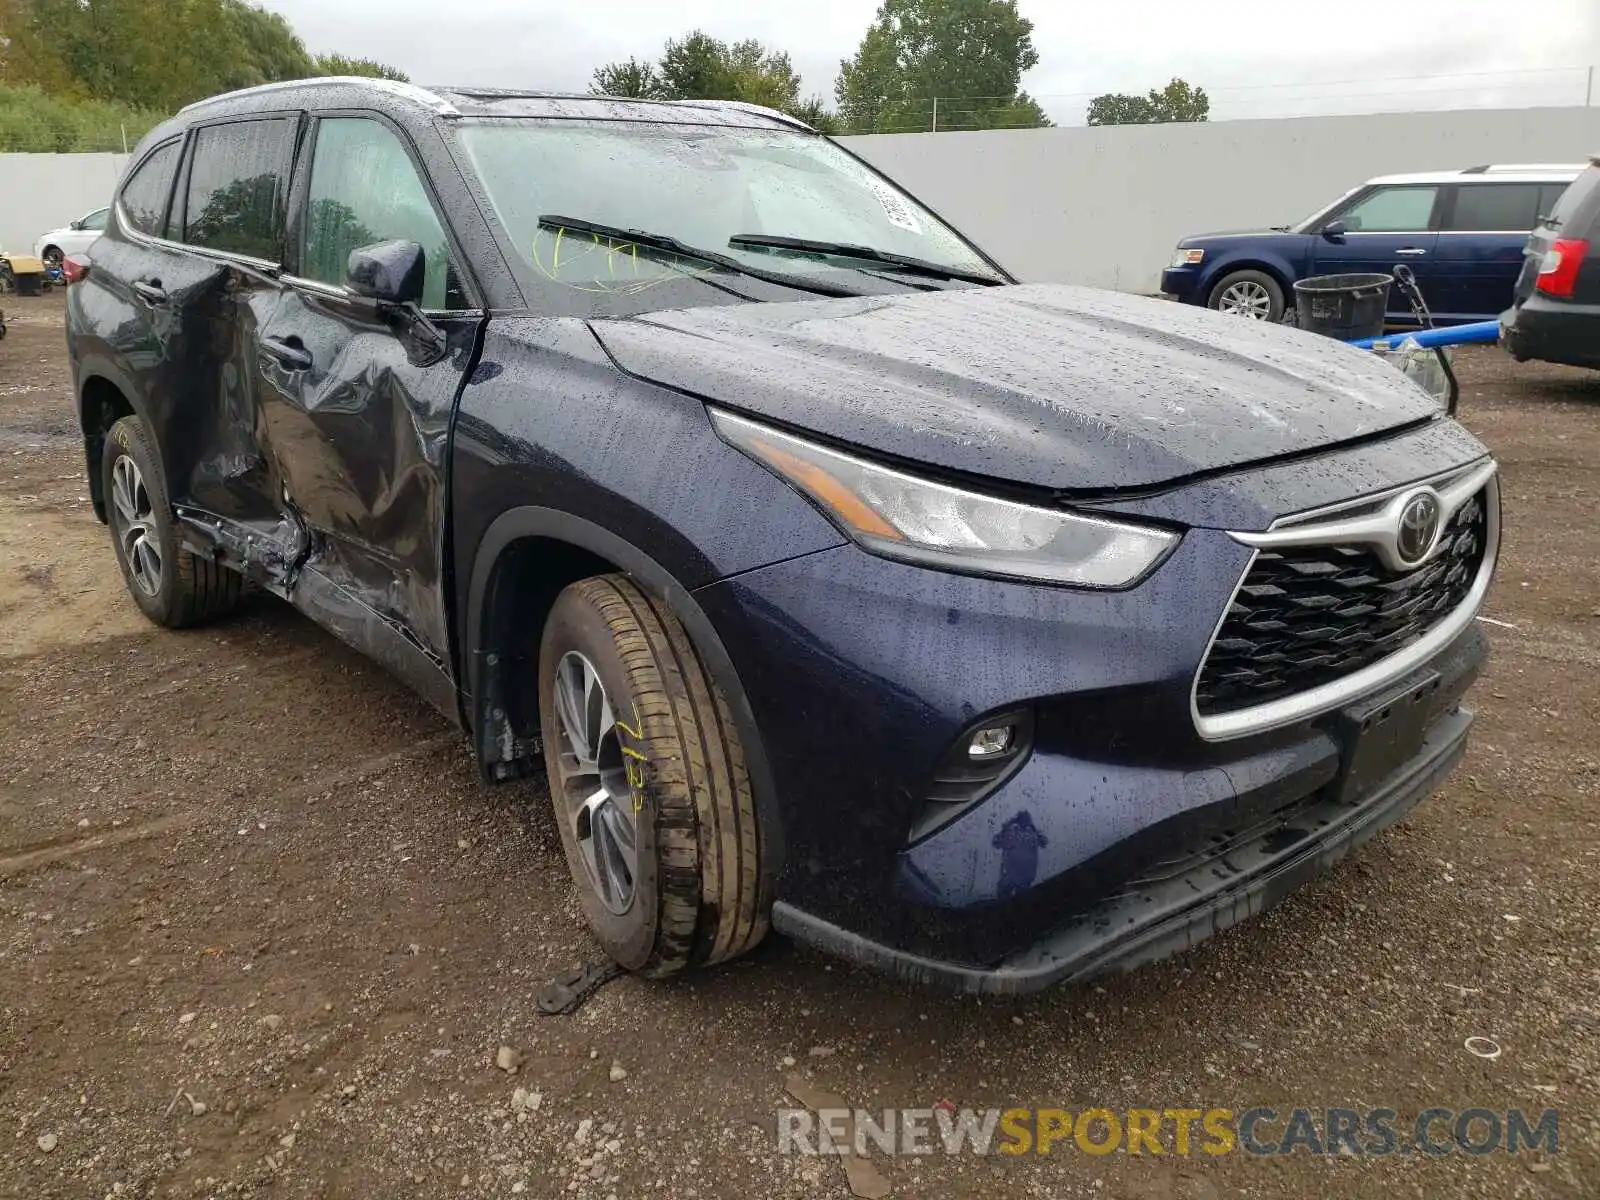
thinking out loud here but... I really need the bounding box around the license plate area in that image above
[1333,670,1444,804]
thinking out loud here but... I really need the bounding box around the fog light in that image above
[967,725,1016,760]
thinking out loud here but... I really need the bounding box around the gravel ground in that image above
[1,289,1597,1199]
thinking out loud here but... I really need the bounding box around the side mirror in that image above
[1321,220,1347,242]
[69,220,84,231]
[347,239,426,307]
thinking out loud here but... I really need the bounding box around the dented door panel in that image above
[252,286,482,716]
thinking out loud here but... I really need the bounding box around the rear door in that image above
[1432,181,1556,321]
[1307,184,1441,319]
[252,112,484,715]
[161,115,303,547]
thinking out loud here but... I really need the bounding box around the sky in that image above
[266,0,1600,128]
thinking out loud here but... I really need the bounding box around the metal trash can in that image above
[1292,273,1393,341]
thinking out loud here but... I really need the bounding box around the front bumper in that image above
[1160,265,1205,302]
[774,680,1475,994]
[1501,297,1600,369]
[694,434,1495,991]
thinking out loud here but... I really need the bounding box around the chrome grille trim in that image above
[1191,460,1499,742]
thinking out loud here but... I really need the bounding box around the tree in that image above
[590,30,834,128]
[835,0,1051,134]
[1086,77,1209,126]
[314,53,409,82]
[790,96,842,135]
[590,57,662,99]
[0,0,409,116]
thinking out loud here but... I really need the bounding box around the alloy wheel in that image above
[111,454,163,597]
[550,650,638,915]
[1217,280,1273,319]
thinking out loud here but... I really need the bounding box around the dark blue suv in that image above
[1163,165,1581,325]
[66,79,1500,993]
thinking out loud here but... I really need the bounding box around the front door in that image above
[1308,184,1440,319]
[254,113,483,716]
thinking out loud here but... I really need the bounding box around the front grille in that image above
[1196,489,1489,716]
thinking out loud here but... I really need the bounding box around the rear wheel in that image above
[538,575,768,977]
[101,415,243,628]
[1208,269,1285,321]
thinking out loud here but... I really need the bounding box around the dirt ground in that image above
[1,288,1597,1200]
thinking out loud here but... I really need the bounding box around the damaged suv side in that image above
[68,80,1499,993]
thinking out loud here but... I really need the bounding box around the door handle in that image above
[1394,248,1429,256]
[132,280,167,304]
[260,336,313,371]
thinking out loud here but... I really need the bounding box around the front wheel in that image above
[40,245,63,267]
[538,575,769,978]
[1208,269,1285,322]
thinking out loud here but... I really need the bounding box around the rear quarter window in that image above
[119,141,182,237]
[180,117,297,261]
[1548,166,1600,235]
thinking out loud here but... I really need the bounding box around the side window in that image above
[182,118,295,261]
[118,142,182,237]
[1339,186,1438,233]
[1448,184,1542,232]
[81,208,109,232]
[1538,182,1575,223]
[301,117,462,310]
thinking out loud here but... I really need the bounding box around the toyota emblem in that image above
[1395,491,1442,566]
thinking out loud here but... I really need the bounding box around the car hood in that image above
[1181,228,1305,243]
[589,283,1440,493]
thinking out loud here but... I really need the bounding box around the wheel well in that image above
[80,375,135,523]
[473,536,620,781]
[1208,262,1290,300]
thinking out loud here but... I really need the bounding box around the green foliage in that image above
[313,53,410,82]
[591,30,833,128]
[590,57,664,99]
[790,97,842,135]
[1086,78,1209,126]
[835,0,1051,133]
[0,0,411,147]
[0,82,164,151]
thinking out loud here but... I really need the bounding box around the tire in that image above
[538,575,768,977]
[1208,269,1285,322]
[102,415,243,628]
[40,245,63,267]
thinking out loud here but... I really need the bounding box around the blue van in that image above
[1161,164,1582,325]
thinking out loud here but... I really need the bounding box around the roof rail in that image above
[179,77,460,118]
[667,98,816,132]
[1462,162,1587,175]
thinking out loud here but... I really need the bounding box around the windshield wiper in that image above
[728,234,1006,286]
[536,216,857,298]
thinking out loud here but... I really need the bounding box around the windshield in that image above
[457,119,997,311]
[1293,185,1363,233]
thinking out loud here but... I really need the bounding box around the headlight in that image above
[711,410,1178,588]
[1170,248,1205,267]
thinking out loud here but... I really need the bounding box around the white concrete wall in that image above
[841,106,1600,293]
[5,107,1598,288]
[0,152,127,256]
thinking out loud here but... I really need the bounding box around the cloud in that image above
[263,0,1597,122]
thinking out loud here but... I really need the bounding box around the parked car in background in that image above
[1501,156,1600,370]
[33,206,110,265]
[69,79,1500,993]
[1163,165,1583,325]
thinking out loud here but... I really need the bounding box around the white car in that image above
[33,206,110,265]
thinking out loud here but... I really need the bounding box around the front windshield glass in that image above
[1294,185,1362,233]
[457,119,996,307]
